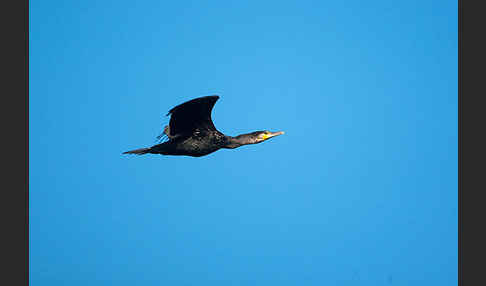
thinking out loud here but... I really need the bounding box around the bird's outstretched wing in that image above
[166,95,219,137]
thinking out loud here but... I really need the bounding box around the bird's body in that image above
[123,95,284,157]
[152,129,228,157]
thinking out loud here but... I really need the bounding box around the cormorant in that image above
[123,95,284,157]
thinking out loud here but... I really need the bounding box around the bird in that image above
[123,95,284,157]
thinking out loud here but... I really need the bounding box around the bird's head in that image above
[232,130,285,145]
[255,130,285,143]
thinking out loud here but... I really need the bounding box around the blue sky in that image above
[30,1,457,285]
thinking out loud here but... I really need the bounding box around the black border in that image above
[460,0,486,285]
[2,0,28,285]
[3,0,484,285]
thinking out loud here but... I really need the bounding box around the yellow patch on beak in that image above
[261,133,270,140]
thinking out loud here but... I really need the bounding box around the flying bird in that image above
[123,95,284,157]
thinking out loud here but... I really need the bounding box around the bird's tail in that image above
[122,147,151,155]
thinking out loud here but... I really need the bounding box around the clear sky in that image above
[30,1,457,285]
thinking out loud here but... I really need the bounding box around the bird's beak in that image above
[263,131,285,140]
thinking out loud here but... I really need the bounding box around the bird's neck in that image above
[223,134,253,149]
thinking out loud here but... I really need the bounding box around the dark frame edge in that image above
[2,0,29,284]
[25,0,29,284]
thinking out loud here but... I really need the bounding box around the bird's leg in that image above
[156,125,172,142]
[164,125,172,139]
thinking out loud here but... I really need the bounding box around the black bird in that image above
[123,95,284,157]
